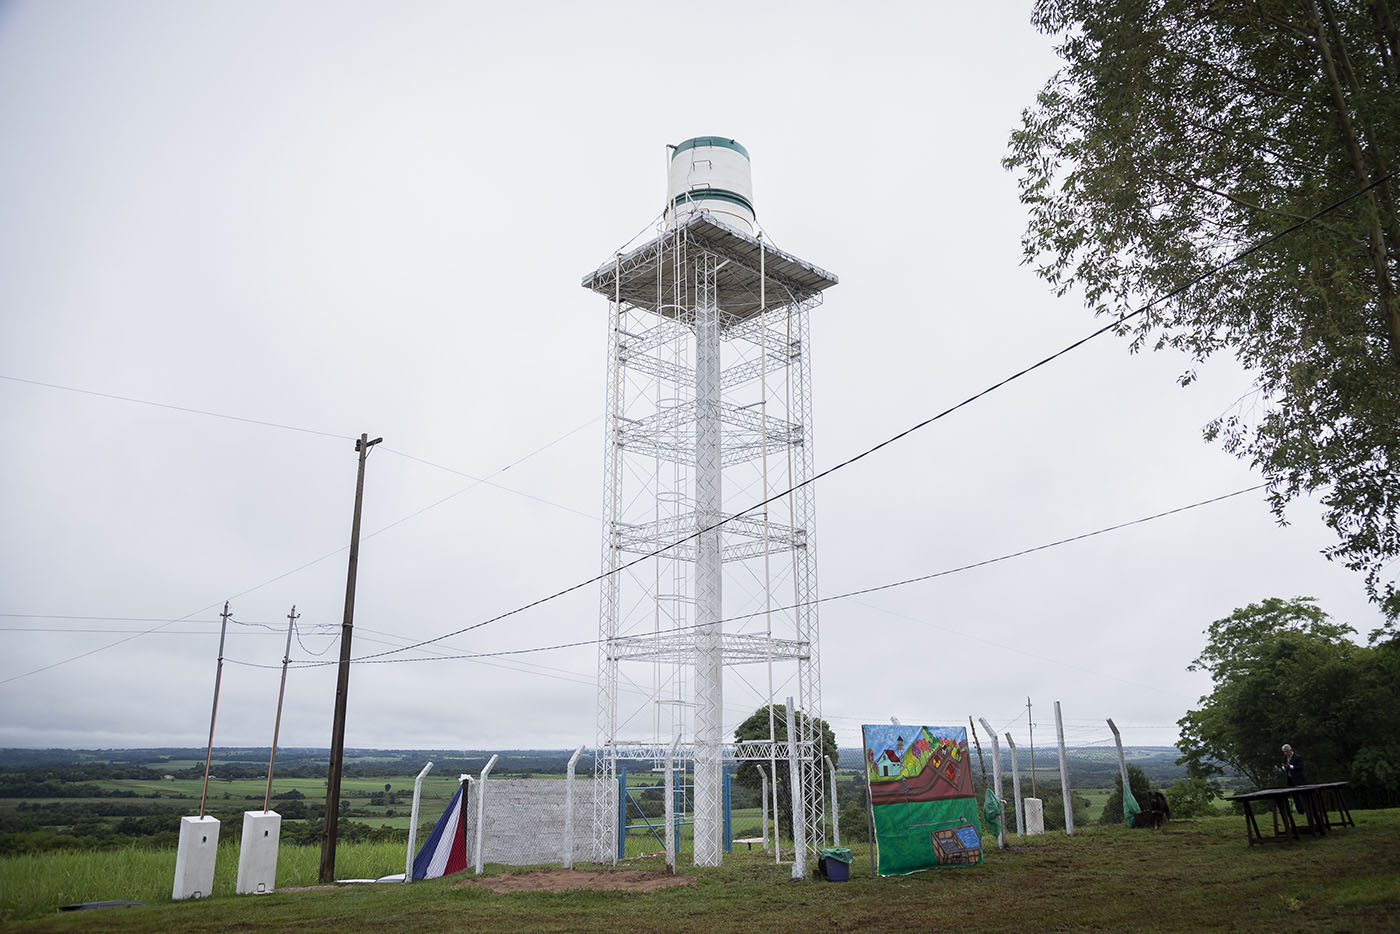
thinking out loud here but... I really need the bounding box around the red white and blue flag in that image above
[412,782,467,880]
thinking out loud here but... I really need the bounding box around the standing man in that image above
[1282,744,1308,821]
[1282,744,1307,786]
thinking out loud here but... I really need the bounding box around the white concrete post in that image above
[757,765,769,850]
[404,760,433,882]
[825,755,840,847]
[474,754,498,875]
[978,718,1005,850]
[1005,733,1024,838]
[664,737,680,873]
[786,698,807,879]
[1108,718,1132,817]
[564,745,585,869]
[1055,701,1074,835]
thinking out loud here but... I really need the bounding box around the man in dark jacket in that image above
[1282,744,1308,820]
[1282,744,1307,786]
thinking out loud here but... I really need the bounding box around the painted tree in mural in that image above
[1005,0,1400,621]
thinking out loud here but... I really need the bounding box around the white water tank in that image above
[665,136,755,234]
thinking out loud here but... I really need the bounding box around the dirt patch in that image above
[453,868,695,893]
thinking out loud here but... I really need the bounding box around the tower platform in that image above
[581,214,838,322]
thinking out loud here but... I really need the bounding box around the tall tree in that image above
[1177,597,1400,801]
[1005,0,1400,618]
[732,704,836,833]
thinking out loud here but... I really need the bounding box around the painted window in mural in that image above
[861,724,983,875]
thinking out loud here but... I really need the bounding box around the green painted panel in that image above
[671,136,750,160]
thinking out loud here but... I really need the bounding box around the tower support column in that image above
[692,253,724,867]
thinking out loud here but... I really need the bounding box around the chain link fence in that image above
[462,775,612,868]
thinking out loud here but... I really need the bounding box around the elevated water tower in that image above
[582,137,837,868]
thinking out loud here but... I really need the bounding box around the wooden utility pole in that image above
[319,433,380,883]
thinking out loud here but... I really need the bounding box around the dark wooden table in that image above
[1225,782,1354,845]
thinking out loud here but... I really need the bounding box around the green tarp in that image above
[982,787,1003,838]
[1121,778,1141,827]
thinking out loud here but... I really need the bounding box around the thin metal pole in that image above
[1028,696,1037,799]
[759,231,780,868]
[199,601,232,819]
[263,606,296,812]
[865,778,876,877]
[320,432,381,883]
[825,754,840,847]
[757,765,769,850]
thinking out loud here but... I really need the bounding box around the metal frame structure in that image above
[583,213,836,866]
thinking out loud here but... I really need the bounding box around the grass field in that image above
[3,809,1397,931]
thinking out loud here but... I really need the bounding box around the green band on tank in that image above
[670,189,755,215]
[671,137,751,161]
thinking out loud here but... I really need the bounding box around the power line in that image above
[293,482,1261,673]
[0,374,351,440]
[336,173,1389,666]
[0,417,599,687]
[6,176,1386,688]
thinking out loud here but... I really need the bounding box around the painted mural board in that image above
[862,724,983,875]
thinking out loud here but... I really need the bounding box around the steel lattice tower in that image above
[582,138,836,867]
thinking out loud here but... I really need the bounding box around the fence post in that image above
[1055,701,1074,835]
[785,697,807,880]
[1005,734,1024,837]
[403,761,434,881]
[825,754,840,847]
[1107,718,1132,821]
[757,765,769,850]
[473,754,498,875]
[664,737,680,873]
[616,767,627,861]
[723,767,732,853]
[564,745,585,869]
[978,718,1005,850]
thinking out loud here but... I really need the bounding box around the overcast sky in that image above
[0,1,1383,758]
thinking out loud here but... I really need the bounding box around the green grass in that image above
[4,810,1398,931]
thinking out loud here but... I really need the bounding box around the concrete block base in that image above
[1024,797,1045,835]
[173,815,220,900]
[236,810,281,894]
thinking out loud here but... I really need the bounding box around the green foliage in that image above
[732,704,836,832]
[1099,764,1152,825]
[1028,787,1091,831]
[1005,0,1400,618]
[1350,744,1400,807]
[1177,597,1400,801]
[1165,777,1220,819]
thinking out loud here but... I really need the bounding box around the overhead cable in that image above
[338,173,1391,665]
